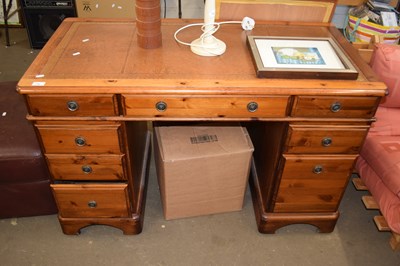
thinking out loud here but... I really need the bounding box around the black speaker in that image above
[20,0,77,49]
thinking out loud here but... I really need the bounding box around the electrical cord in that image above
[174,18,254,49]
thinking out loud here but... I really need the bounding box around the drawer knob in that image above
[321,137,332,147]
[87,200,97,208]
[330,102,342,113]
[155,101,167,112]
[82,165,92,174]
[75,137,86,146]
[313,165,323,174]
[247,102,258,112]
[67,101,79,112]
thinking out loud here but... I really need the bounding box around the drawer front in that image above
[51,184,130,218]
[285,125,368,154]
[36,123,122,154]
[26,94,119,116]
[291,96,378,118]
[46,154,125,181]
[274,155,356,213]
[122,95,289,118]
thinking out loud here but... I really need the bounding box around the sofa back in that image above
[370,44,400,108]
[369,44,400,136]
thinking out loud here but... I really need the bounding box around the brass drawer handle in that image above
[75,136,86,147]
[67,101,79,112]
[87,200,97,208]
[321,137,332,147]
[313,165,323,174]
[247,102,258,112]
[81,165,92,174]
[155,101,167,112]
[330,102,342,113]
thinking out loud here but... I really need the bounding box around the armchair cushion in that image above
[360,135,400,198]
[369,107,400,136]
[356,157,400,234]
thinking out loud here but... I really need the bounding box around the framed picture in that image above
[247,36,359,80]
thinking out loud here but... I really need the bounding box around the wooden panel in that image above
[46,154,126,181]
[390,232,400,251]
[291,96,379,118]
[362,195,379,209]
[374,216,391,232]
[122,95,289,118]
[274,155,356,212]
[216,0,336,22]
[337,0,364,5]
[352,177,368,190]
[27,94,118,116]
[36,123,122,154]
[285,124,368,154]
[351,36,383,64]
[337,0,398,7]
[51,184,130,218]
[356,49,374,64]
[246,122,288,212]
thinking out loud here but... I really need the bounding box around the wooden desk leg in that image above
[58,216,145,235]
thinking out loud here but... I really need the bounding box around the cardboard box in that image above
[75,0,136,19]
[154,125,254,220]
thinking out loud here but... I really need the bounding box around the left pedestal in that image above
[26,98,151,235]
[53,131,152,235]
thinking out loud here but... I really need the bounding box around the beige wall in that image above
[75,0,136,19]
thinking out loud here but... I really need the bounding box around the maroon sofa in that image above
[0,81,57,218]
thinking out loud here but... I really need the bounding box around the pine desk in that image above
[18,18,386,234]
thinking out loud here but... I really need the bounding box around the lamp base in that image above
[190,37,226,56]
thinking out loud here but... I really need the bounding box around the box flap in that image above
[155,126,254,161]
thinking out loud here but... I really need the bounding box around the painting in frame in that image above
[247,36,359,80]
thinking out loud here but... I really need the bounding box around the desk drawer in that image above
[46,154,125,181]
[36,122,122,154]
[26,94,119,116]
[285,125,368,154]
[291,96,378,118]
[51,184,130,218]
[274,155,356,213]
[122,95,289,118]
